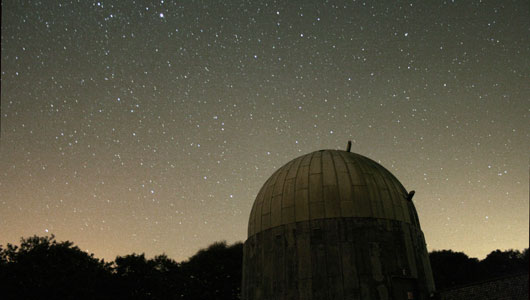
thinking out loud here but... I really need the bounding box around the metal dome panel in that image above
[248,150,415,237]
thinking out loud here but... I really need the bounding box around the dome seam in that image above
[246,215,416,239]
[307,151,315,222]
[277,159,290,225]
[292,156,303,223]
[328,151,347,294]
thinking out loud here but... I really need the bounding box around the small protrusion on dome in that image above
[346,140,352,152]
[406,190,415,201]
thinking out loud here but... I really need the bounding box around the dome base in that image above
[242,217,435,300]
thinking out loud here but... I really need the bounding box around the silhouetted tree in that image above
[480,249,528,277]
[522,248,529,265]
[3,234,525,298]
[180,241,243,300]
[429,248,529,290]
[429,250,484,289]
[150,254,184,298]
[113,253,181,300]
[0,235,113,300]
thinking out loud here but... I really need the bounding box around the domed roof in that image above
[248,149,419,237]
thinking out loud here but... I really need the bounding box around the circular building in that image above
[242,148,435,300]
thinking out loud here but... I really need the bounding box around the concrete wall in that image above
[242,217,435,300]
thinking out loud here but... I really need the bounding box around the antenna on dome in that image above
[346,140,352,152]
[406,190,415,201]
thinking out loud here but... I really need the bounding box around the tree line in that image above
[1,235,527,300]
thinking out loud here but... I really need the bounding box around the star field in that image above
[1,0,528,261]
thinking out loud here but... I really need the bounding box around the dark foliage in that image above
[0,236,242,300]
[429,250,483,289]
[429,248,529,290]
[0,235,114,300]
[113,253,181,300]
[179,241,243,300]
[1,235,526,299]
[481,248,528,277]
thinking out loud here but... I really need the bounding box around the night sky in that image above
[1,0,528,262]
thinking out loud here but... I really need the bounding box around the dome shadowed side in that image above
[247,150,416,237]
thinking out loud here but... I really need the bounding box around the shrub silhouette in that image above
[179,241,243,300]
[429,248,528,290]
[1,235,527,299]
[0,235,113,300]
[114,253,181,300]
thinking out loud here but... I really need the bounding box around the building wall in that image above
[242,217,435,300]
[438,273,528,300]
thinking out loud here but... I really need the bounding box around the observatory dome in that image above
[242,148,435,300]
[247,149,420,237]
